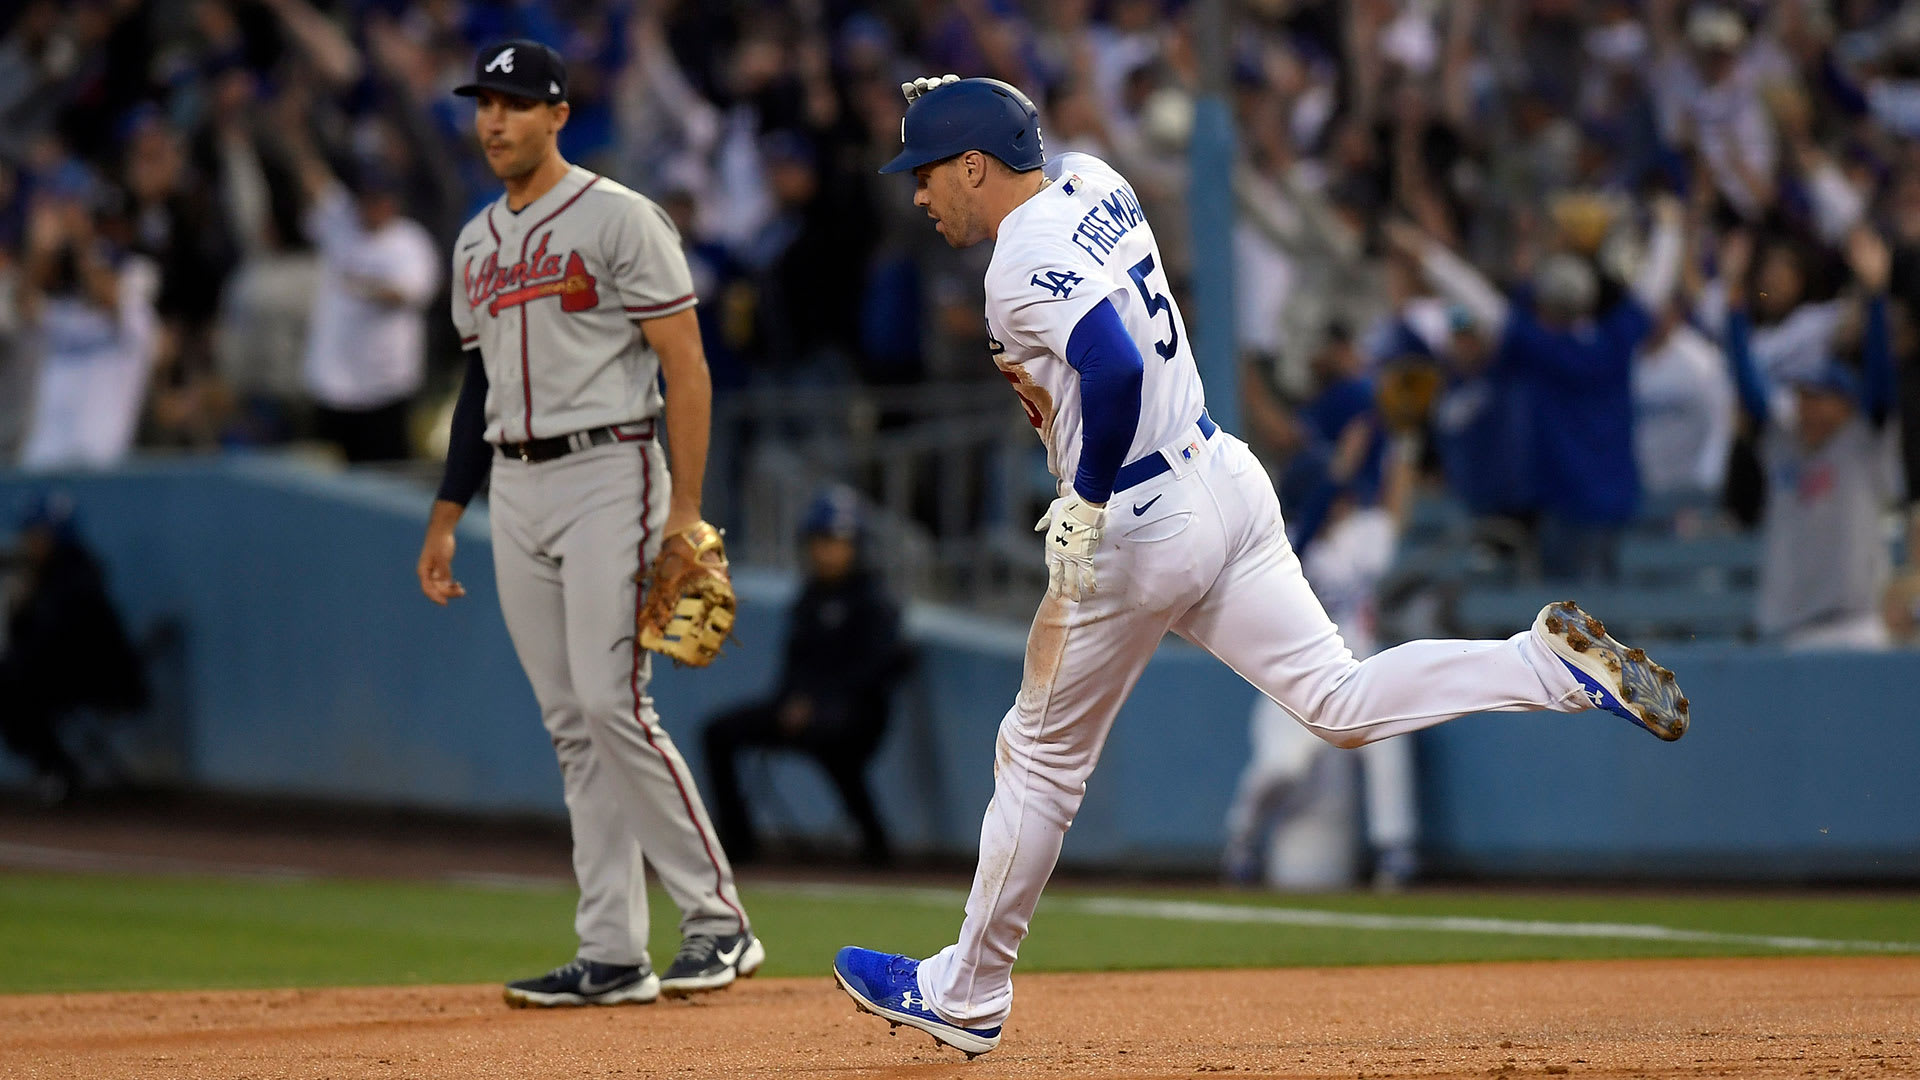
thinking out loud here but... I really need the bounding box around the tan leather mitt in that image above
[636,521,736,667]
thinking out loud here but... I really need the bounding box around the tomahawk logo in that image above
[486,47,516,73]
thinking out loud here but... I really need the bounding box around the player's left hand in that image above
[1035,495,1105,602]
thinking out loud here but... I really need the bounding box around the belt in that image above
[497,421,654,463]
[1111,410,1217,494]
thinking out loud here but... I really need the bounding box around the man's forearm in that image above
[663,361,711,516]
[426,498,465,534]
[640,308,715,526]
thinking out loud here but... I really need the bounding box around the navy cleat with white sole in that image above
[502,957,659,1007]
[832,946,1001,1058]
[1533,600,1690,741]
[659,930,765,997]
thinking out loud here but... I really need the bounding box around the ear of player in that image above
[1035,495,1106,602]
[636,521,738,666]
[900,73,960,103]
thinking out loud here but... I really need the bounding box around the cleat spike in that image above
[1677,698,1690,712]
[1660,668,1676,683]
[1566,632,1591,652]
[1545,615,1564,633]
[1585,617,1606,637]
[1626,648,1647,662]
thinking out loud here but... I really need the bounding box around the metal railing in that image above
[708,380,1052,614]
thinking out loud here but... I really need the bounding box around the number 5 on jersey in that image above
[1128,254,1179,361]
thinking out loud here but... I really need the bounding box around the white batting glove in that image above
[1034,495,1105,602]
[901,74,961,103]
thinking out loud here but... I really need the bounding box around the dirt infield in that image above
[4,957,1914,1079]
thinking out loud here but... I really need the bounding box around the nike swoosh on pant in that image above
[1132,495,1163,516]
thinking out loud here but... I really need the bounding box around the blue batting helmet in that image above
[879,77,1045,175]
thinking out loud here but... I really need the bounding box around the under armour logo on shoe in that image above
[900,991,922,1010]
[1586,688,1609,708]
[486,47,516,73]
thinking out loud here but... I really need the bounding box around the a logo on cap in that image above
[486,47,516,73]
[549,80,560,95]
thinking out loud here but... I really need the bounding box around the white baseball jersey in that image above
[451,165,696,443]
[985,152,1207,491]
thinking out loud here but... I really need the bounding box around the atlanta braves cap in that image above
[455,40,567,104]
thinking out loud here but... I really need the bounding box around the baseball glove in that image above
[1374,360,1443,435]
[636,521,736,667]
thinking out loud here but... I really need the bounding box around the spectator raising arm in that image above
[1719,230,1773,426]
[1847,228,1896,427]
[1633,195,1686,312]
[1386,219,1510,335]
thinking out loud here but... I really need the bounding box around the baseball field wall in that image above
[2,459,1915,881]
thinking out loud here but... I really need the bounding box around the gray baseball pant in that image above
[488,437,747,967]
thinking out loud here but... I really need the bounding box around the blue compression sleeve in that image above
[1065,297,1145,503]
[1862,293,1893,425]
[435,349,494,506]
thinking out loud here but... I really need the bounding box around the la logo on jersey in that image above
[486,47,516,73]
[1030,269,1082,298]
[465,230,599,316]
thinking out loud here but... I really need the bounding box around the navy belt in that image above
[498,421,654,463]
[1111,410,1217,494]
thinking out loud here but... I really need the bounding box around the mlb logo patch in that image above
[1062,174,1081,196]
[1182,441,1199,460]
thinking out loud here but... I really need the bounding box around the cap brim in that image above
[878,146,934,174]
[454,79,562,103]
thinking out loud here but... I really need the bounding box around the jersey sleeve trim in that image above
[625,293,697,317]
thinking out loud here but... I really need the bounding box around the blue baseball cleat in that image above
[831,947,1002,1058]
[1534,600,1690,741]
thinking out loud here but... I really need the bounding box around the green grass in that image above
[1,871,1915,994]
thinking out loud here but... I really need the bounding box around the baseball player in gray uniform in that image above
[416,40,762,1007]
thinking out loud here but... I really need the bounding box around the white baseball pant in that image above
[917,426,1587,1027]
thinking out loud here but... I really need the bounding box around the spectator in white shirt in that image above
[17,193,160,470]
[293,144,437,463]
[1633,306,1735,499]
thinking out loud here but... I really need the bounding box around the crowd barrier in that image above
[2,459,1913,880]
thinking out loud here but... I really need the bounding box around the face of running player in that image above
[913,152,990,249]
[472,89,569,182]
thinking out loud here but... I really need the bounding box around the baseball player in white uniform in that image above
[416,40,761,1008]
[832,76,1690,1058]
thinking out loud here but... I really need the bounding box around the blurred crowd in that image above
[2,0,1919,642]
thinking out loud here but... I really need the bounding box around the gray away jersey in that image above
[451,165,696,442]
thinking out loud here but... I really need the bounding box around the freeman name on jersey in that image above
[1065,179,1146,266]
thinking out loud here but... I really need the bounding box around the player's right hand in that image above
[1036,495,1104,602]
[418,527,466,605]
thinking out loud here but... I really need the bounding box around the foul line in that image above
[759,881,1920,955]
